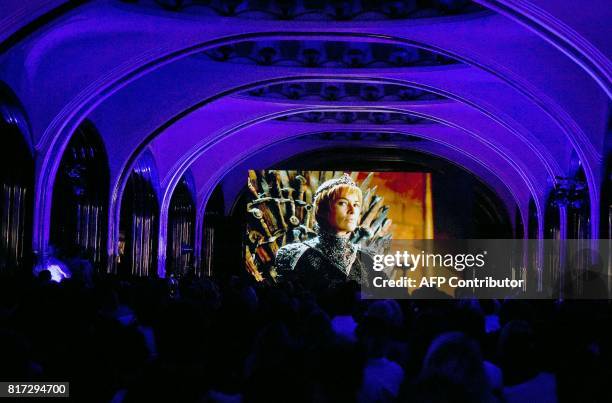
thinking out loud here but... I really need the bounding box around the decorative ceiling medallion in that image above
[202,40,460,67]
[150,0,484,21]
[303,131,423,142]
[276,111,433,124]
[244,82,447,101]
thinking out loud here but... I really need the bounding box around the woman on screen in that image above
[274,174,374,289]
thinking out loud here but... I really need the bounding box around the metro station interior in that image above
[0,1,610,401]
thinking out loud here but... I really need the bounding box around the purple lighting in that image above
[0,3,610,401]
[33,257,71,283]
[0,0,608,280]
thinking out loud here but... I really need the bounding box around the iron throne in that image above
[245,170,392,281]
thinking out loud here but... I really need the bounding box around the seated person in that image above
[275,174,375,289]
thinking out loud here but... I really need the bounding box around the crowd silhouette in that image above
[0,264,610,402]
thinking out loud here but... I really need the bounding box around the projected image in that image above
[244,170,433,282]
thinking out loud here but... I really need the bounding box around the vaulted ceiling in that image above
[1,0,610,262]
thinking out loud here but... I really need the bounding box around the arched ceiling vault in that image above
[151,102,547,208]
[142,102,546,275]
[177,114,537,217]
[199,134,524,229]
[0,0,608,258]
[188,136,528,278]
[99,74,553,271]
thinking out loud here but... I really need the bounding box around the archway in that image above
[200,185,227,278]
[166,174,196,277]
[0,89,34,273]
[50,121,109,270]
[118,152,161,277]
[567,167,590,240]
[203,146,516,278]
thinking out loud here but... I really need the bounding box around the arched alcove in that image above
[118,152,160,277]
[0,87,34,273]
[50,121,110,269]
[166,174,196,277]
[201,185,227,278]
[567,166,590,240]
[543,190,562,289]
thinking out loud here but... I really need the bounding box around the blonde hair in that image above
[313,183,362,230]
